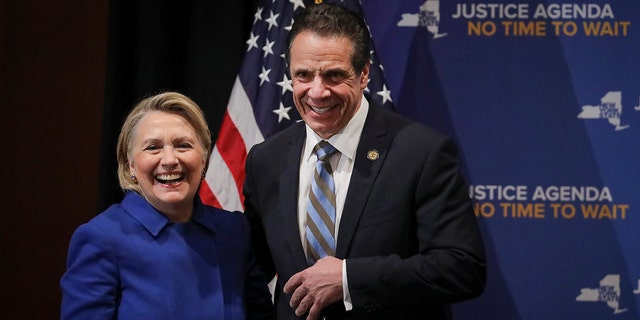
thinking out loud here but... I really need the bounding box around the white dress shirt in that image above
[297,96,369,310]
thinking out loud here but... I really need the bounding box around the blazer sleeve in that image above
[60,223,119,320]
[243,209,276,320]
[243,145,278,280]
[345,133,486,309]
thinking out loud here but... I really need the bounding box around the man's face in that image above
[289,31,370,139]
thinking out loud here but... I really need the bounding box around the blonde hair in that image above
[116,92,212,193]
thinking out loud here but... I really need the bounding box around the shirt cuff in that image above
[342,259,353,311]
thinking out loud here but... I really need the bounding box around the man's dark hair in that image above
[286,3,371,74]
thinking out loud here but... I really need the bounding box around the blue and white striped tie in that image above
[306,141,339,265]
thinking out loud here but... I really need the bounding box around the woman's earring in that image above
[131,173,137,183]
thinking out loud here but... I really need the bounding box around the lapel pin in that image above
[367,149,380,161]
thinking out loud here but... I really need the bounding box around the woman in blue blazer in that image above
[60,92,272,319]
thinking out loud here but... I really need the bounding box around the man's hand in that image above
[283,256,343,320]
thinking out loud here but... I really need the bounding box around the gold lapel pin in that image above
[367,149,380,161]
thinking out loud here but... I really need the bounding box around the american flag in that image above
[199,0,394,211]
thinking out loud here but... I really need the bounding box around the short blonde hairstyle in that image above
[116,92,212,193]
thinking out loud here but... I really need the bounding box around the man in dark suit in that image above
[243,3,486,320]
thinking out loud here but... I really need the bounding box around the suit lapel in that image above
[278,126,310,270]
[336,106,394,258]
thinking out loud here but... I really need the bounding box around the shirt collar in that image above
[304,95,369,161]
[121,191,217,236]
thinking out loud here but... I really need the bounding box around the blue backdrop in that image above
[361,0,640,318]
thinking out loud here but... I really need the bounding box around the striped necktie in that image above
[306,140,339,265]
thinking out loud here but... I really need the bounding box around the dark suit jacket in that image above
[244,105,486,320]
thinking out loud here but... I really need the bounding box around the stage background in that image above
[362,1,639,319]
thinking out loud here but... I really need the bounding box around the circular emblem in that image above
[367,149,380,161]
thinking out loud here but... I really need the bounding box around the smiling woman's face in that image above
[129,111,205,220]
[289,31,369,139]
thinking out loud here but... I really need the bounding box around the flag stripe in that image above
[202,77,265,211]
[199,180,222,209]
[216,111,247,194]
[227,76,265,151]
[203,146,244,211]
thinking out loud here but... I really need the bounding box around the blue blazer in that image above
[244,105,486,319]
[61,191,266,319]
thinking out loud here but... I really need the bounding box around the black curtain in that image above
[98,0,258,212]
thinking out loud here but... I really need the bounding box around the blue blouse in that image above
[61,191,249,319]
